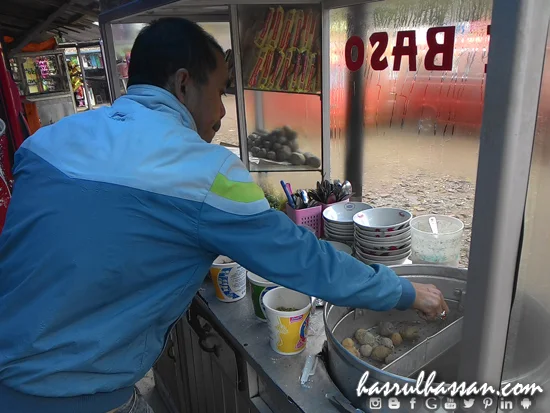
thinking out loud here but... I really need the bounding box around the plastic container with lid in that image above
[410,215,464,267]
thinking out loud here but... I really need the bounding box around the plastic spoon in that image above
[429,216,439,235]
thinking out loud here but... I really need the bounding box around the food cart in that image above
[9,50,76,126]
[98,0,550,412]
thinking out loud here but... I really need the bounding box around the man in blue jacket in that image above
[0,18,448,413]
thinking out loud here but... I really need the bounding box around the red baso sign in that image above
[345,25,491,73]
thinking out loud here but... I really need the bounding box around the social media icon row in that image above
[366,396,535,411]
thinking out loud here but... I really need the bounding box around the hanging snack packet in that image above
[254,7,275,48]
[267,51,286,90]
[298,10,314,51]
[298,52,313,91]
[248,48,269,88]
[275,49,294,90]
[287,51,305,91]
[278,9,297,51]
[266,7,285,50]
[305,54,319,93]
[259,48,276,89]
[304,12,319,52]
[289,10,305,50]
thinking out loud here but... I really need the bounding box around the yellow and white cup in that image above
[262,287,312,355]
[209,256,246,303]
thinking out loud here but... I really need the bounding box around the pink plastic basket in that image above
[286,204,322,238]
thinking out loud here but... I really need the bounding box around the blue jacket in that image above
[0,85,415,413]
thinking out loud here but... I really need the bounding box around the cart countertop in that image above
[195,278,348,413]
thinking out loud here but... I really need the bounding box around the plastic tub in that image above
[262,287,312,355]
[209,256,247,303]
[410,215,464,267]
[247,271,278,321]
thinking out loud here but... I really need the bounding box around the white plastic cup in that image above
[247,271,278,321]
[209,256,246,303]
[262,287,312,355]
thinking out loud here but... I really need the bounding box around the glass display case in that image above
[63,43,110,110]
[235,4,324,176]
[11,50,76,125]
[17,53,70,96]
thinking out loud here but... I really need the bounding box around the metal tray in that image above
[332,300,463,377]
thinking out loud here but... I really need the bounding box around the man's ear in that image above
[173,68,190,103]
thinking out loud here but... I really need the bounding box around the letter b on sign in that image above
[425,26,456,71]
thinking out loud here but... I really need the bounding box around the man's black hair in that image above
[128,18,224,88]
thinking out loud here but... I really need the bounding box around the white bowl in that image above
[355,225,411,239]
[325,225,354,236]
[355,227,412,242]
[323,202,373,224]
[355,254,409,266]
[324,231,354,242]
[355,236,412,251]
[326,241,353,255]
[355,247,411,262]
[355,243,411,257]
[353,208,412,231]
[325,221,355,234]
[323,219,355,230]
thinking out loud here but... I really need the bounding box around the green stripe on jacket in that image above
[210,173,265,203]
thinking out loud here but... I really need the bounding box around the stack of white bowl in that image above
[322,202,373,244]
[353,207,413,266]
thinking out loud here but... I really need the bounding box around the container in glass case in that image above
[238,4,322,95]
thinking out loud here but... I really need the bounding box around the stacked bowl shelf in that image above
[353,208,413,266]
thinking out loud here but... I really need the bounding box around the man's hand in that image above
[411,282,450,321]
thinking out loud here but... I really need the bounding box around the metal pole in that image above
[344,3,366,201]
[457,2,550,412]
[253,91,264,132]
[99,23,121,102]
[230,5,250,169]
[321,4,331,181]
[76,47,92,110]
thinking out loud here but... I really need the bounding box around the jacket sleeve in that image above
[197,153,416,311]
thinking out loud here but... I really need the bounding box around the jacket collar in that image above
[118,84,198,131]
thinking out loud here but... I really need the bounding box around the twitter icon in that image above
[462,398,475,409]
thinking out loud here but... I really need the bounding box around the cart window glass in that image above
[499,31,550,408]
[236,4,323,176]
[111,22,237,149]
[329,0,493,267]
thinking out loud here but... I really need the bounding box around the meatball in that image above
[385,353,399,364]
[354,329,377,346]
[342,338,355,348]
[359,344,373,357]
[400,326,420,342]
[371,345,392,362]
[391,332,403,346]
[378,336,394,349]
[378,321,395,337]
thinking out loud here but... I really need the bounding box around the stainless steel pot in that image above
[323,265,550,412]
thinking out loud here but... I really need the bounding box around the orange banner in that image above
[3,36,57,52]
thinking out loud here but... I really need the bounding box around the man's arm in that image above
[198,153,416,311]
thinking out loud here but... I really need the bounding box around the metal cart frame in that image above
[98,0,550,409]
